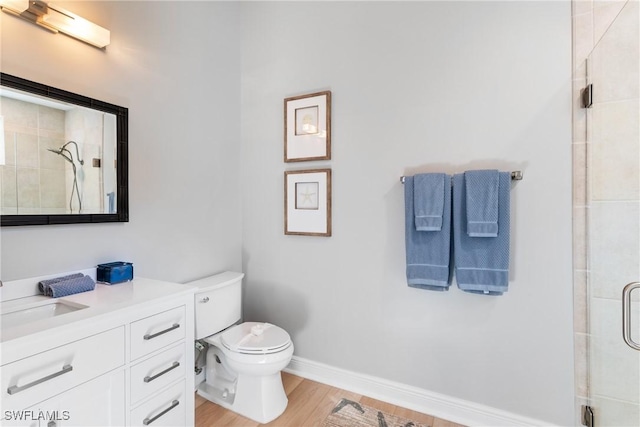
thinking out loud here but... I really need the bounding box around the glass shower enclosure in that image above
[585,0,640,425]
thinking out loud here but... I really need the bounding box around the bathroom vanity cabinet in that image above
[0,274,196,427]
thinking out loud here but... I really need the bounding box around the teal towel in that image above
[465,170,499,237]
[413,173,446,231]
[404,175,452,291]
[453,172,510,295]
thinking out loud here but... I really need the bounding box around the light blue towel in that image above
[465,170,499,237]
[453,172,510,295]
[107,192,115,214]
[48,275,96,298]
[39,273,84,296]
[414,173,446,231]
[404,175,452,291]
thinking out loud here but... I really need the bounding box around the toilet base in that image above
[197,371,288,423]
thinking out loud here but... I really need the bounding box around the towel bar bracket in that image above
[510,171,523,181]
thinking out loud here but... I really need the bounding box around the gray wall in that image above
[240,1,573,425]
[1,1,574,424]
[0,1,243,282]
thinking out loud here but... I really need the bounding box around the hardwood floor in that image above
[195,372,465,427]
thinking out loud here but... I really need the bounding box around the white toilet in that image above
[187,271,294,424]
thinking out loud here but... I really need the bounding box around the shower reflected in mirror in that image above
[0,73,128,226]
[46,141,84,212]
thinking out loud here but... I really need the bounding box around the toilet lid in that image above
[221,322,291,355]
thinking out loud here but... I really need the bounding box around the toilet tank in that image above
[186,271,244,340]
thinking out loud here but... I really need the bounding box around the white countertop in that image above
[1,277,196,344]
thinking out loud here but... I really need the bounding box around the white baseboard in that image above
[284,356,554,427]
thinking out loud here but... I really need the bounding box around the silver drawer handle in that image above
[143,399,179,425]
[622,282,640,351]
[200,296,209,303]
[144,323,180,340]
[144,361,180,383]
[7,364,73,395]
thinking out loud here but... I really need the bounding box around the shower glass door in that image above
[586,0,640,425]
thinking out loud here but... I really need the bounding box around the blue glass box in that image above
[97,262,133,284]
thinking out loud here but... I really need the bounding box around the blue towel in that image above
[107,192,115,214]
[39,273,84,295]
[48,275,96,298]
[465,170,499,237]
[414,173,446,231]
[404,175,452,291]
[453,172,510,295]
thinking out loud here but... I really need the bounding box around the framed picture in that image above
[285,169,332,236]
[284,91,331,162]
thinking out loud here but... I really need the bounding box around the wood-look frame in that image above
[284,169,332,237]
[284,91,331,162]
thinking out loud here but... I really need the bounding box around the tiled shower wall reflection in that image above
[1,97,105,214]
[65,108,106,214]
[1,97,67,214]
[573,0,640,424]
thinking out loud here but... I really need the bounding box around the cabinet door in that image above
[2,370,125,427]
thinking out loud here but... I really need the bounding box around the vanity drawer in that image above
[1,326,125,413]
[2,369,126,427]
[130,342,186,405]
[130,379,186,427]
[130,306,186,361]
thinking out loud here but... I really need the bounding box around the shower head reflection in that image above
[47,140,84,212]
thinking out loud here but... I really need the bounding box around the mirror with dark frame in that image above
[0,73,128,226]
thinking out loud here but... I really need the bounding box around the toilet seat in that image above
[221,322,292,355]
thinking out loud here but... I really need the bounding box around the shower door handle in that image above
[622,282,640,351]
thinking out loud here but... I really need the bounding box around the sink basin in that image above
[1,299,88,330]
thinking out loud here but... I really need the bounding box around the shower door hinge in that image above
[582,405,594,427]
[582,84,593,108]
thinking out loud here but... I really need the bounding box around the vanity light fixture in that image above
[0,0,110,48]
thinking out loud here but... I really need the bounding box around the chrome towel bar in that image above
[401,170,523,184]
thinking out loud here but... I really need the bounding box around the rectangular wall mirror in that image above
[0,73,128,226]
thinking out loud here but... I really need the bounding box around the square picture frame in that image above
[285,169,332,236]
[284,91,331,162]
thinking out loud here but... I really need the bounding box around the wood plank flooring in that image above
[195,372,465,427]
